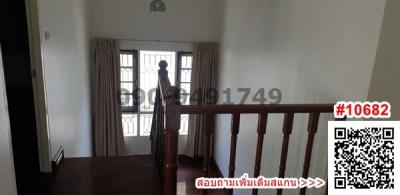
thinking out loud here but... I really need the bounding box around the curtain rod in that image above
[117,38,197,44]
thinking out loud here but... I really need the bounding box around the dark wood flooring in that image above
[46,155,225,195]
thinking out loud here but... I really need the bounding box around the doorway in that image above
[0,0,42,194]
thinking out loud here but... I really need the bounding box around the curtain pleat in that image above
[186,42,218,157]
[93,38,125,156]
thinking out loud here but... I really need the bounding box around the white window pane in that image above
[182,56,192,69]
[121,94,133,107]
[127,54,132,66]
[121,83,133,93]
[121,68,133,82]
[121,54,133,67]
[187,56,192,68]
[179,114,189,135]
[122,114,137,136]
[182,56,187,68]
[120,54,124,66]
[181,69,191,83]
[180,83,191,95]
[148,54,153,65]
[124,54,128,66]
[155,55,160,67]
[139,114,153,136]
[139,51,176,112]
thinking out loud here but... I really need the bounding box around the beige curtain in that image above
[186,42,218,157]
[93,38,125,156]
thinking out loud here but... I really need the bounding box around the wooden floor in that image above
[46,155,225,195]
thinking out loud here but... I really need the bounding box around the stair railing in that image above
[151,60,335,195]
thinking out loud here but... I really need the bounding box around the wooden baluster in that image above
[277,113,294,195]
[227,113,240,195]
[202,114,214,195]
[299,112,320,195]
[252,113,268,195]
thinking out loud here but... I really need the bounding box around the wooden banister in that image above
[277,113,295,195]
[202,114,214,195]
[180,104,333,114]
[299,113,320,195]
[152,60,335,195]
[252,113,268,195]
[227,113,240,195]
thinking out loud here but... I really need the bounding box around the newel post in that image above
[159,61,181,195]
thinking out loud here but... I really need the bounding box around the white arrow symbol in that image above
[307,178,316,188]
[315,178,326,188]
[299,178,308,188]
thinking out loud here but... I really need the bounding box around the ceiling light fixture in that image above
[150,0,166,12]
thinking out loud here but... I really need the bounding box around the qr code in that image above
[334,127,394,189]
[329,121,400,195]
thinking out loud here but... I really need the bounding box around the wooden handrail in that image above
[277,113,295,195]
[252,113,268,195]
[152,60,334,195]
[181,104,333,114]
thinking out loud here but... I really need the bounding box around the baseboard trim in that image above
[51,147,64,177]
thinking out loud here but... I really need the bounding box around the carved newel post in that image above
[159,61,181,195]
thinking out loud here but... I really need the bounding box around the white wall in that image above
[87,0,222,42]
[0,47,17,195]
[215,0,385,194]
[37,0,92,158]
[368,0,400,120]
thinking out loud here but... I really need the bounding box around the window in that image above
[120,50,138,136]
[177,52,193,135]
[138,51,176,136]
[121,50,183,137]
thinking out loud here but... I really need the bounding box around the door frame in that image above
[25,0,52,173]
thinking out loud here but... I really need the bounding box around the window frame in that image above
[120,49,139,113]
[176,51,193,94]
[176,52,193,135]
